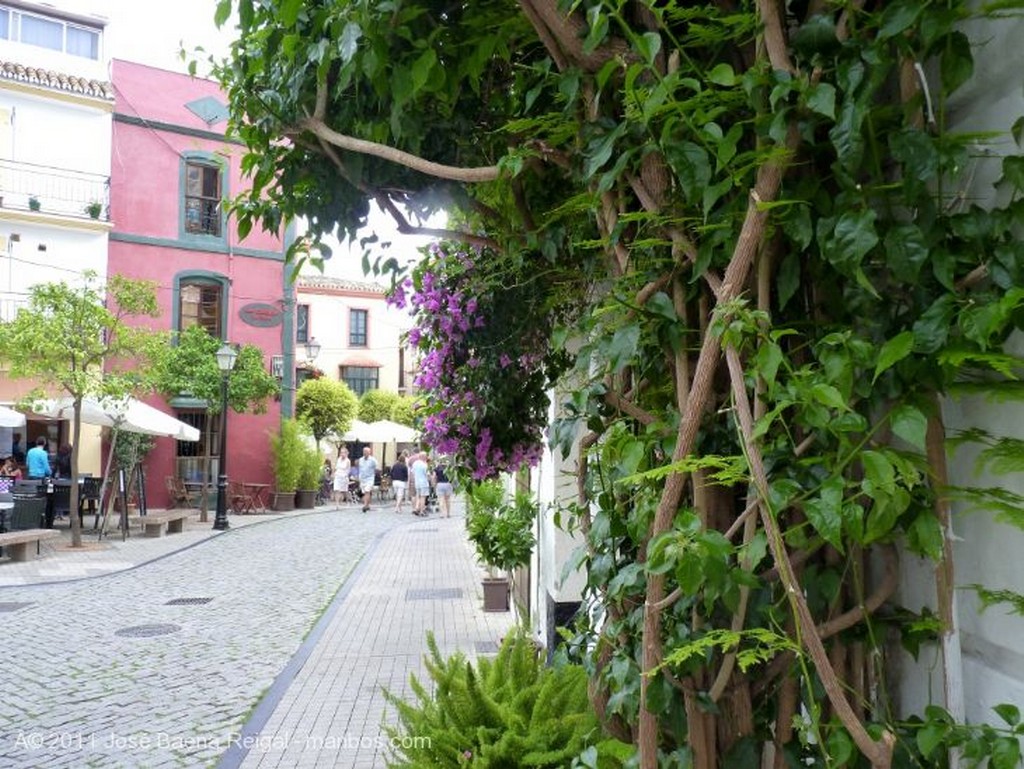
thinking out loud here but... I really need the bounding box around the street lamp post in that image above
[304,337,321,362]
[213,342,238,531]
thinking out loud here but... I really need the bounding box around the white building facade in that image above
[0,0,112,472]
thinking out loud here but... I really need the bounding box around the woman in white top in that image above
[333,447,351,508]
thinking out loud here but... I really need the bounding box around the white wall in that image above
[897,12,1024,722]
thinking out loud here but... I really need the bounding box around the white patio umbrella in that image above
[360,419,419,465]
[32,396,200,440]
[340,419,372,442]
[32,396,200,537]
[0,404,26,428]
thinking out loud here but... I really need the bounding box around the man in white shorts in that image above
[357,446,378,513]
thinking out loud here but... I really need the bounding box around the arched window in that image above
[174,272,229,339]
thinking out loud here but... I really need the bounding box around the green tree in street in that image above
[215,2,1024,766]
[389,395,417,428]
[294,377,358,450]
[0,273,162,546]
[357,389,398,423]
[151,324,279,521]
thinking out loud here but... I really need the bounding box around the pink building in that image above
[109,59,289,506]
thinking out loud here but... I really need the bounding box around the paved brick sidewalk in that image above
[0,507,271,587]
[221,500,517,769]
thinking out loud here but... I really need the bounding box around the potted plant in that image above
[295,441,321,509]
[269,418,303,511]
[466,482,536,612]
[28,195,40,211]
[85,201,103,219]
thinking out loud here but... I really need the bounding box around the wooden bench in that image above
[131,511,193,538]
[0,529,61,562]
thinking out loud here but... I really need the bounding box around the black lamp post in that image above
[213,342,238,531]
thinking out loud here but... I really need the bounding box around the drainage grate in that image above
[474,641,499,655]
[405,587,463,601]
[0,602,33,613]
[165,597,214,606]
[115,623,181,638]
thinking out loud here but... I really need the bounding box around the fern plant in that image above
[384,630,611,767]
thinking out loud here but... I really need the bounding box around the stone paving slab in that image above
[0,499,518,769]
[0,505,406,767]
[224,504,516,769]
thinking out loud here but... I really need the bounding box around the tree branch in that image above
[295,117,502,183]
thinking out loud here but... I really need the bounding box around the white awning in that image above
[0,405,26,428]
[32,396,200,441]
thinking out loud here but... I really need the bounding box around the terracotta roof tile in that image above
[0,60,113,100]
[296,275,387,294]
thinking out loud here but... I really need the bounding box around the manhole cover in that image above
[405,588,463,601]
[165,597,214,606]
[0,602,33,613]
[474,641,499,654]
[115,623,181,638]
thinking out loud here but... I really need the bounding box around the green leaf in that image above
[279,0,303,27]
[878,1,923,39]
[646,292,677,322]
[665,142,711,203]
[214,0,232,27]
[917,720,949,759]
[810,383,847,410]
[907,511,944,560]
[607,325,641,373]
[818,209,879,273]
[992,736,1022,769]
[635,32,661,65]
[805,82,836,119]
[891,404,928,451]
[707,63,736,87]
[1000,156,1024,191]
[339,22,362,64]
[805,477,845,551]
[994,703,1021,727]
[791,14,839,57]
[874,331,914,382]
[940,31,974,93]
[884,224,930,282]
[777,252,801,310]
[912,295,955,354]
[411,48,437,92]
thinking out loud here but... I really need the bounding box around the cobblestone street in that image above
[0,507,436,767]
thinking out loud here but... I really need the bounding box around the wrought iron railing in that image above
[0,295,28,322]
[0,159,109,221]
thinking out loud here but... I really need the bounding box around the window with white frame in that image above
[0,6,101,60]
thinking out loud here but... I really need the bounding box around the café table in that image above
[233,482,270,514]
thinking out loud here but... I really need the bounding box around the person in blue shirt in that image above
[26,436,51,479]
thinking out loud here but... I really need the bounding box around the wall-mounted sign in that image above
[239,302,283,327]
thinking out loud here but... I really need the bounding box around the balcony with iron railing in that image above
[0,159,110,222]
[0,295,29,322]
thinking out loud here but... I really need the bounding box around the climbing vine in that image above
[217,1,1024,766]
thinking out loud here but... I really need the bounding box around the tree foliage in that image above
[0,273,162,546]
[295,376,358,447]
[357,388,399,423]
[218,2,1024,767]
[390,394,418,427]
[151,324,279,415]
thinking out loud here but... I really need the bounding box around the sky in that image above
[89,0,441,283]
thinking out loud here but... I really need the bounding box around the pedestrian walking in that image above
[358,446,378,513]
[390,452,409,513]
[332,447,351,508]
[411,452,431,516]
[434,462,454,518]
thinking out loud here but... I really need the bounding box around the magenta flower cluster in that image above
[389,244,552,480]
